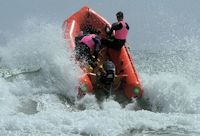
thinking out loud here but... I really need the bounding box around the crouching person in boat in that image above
[103,11,129,50]
[75,31,101,69]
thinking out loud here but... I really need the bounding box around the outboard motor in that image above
[100,60,116,85]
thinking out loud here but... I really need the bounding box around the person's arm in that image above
[125,23,130,30]
[108,22,123,36]
[92,37,101,59]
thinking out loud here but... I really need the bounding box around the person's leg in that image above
[79,45,96,68]
[110,39,124,50]
[101,37,114,48]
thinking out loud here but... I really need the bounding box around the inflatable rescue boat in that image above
[63,6,143,99]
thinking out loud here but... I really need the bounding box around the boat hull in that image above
[63,6,143,99]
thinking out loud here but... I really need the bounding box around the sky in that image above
[0,0,200,49]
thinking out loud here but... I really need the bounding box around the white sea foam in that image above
[0,15,200,136]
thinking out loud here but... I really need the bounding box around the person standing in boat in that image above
[75,30,101,68]
[104,11,129,50]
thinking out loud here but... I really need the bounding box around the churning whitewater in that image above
[0,18,200,136]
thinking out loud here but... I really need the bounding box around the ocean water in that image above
[1,1,200,136]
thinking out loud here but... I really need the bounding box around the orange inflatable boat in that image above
[63,6,143,99]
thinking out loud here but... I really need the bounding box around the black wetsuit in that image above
[103,21,129,50]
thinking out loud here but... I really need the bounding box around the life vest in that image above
[115,21,128,40]
[80,34,96,52]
